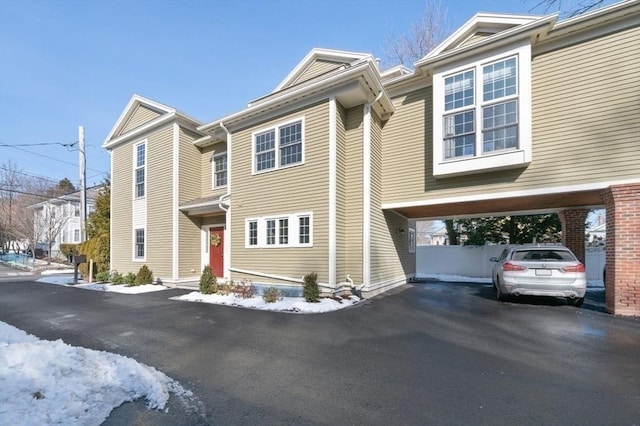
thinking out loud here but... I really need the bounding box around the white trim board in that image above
[382,178,640,211]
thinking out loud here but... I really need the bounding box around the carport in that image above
[393,183,640,316]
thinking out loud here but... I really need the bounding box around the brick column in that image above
[602,184,640,316]
[559,208,589,264]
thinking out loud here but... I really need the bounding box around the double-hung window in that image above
[433,43,531,177]
[212,153,227,188]
[135,228,145,260]
[135,142,146,198]
[246,213,312,248]
[253,118,304,173]
[443,57,518,159]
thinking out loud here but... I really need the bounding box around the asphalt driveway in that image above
[1,278,639,425]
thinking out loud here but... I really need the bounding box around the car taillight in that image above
[503,262,526,271]
[562,263,585,273]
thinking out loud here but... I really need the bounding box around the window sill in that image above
[434,149,530,178]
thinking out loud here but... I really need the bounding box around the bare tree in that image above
[382,0,450,69]
[34,201,70,265]
[9,177,47,259]
[528,0,606,18]
[0,161,26,253]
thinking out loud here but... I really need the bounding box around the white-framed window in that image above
[74,206,80,217]
[245,212,313,248]
[134,228,145,260]
[298,215,310,244]
[134,141,146,198]
[212,152,227,188]
[433,43,532,177]
[248,221,258,246]
[73,229,80,242]
[252,118,304,174]
[408,228,416,254]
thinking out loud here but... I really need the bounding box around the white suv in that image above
[490,245,587,306]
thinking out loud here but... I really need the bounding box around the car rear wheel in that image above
[495,281,507,302]
[567,296,584,307]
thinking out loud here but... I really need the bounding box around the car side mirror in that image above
[489,257,498,262]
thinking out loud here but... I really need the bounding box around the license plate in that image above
[535,269,552,276]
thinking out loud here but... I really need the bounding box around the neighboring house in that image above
[29,187,101,258]
[417,223,449,246]
[103,2,639,314]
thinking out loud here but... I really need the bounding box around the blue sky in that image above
[0,0,609,188]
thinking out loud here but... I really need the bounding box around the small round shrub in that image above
[199,265,218,294]
[262,286,283,303]
[95,270,110,283]
[134,265,153,286]
[111,271,125,285]
[124,272,136,285]
[303,272,320,302]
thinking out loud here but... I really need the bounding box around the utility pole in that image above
[79,126,87,242]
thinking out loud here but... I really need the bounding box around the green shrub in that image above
[95,270,110,282]
[124,272,136,285]
[303,272,320,302]
[76,235,110,281]
[111,271,125,285]
[199,265,218,294]
[262,287,283,303]
[134,265,153,286]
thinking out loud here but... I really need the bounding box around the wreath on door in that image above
[210,234,221,247]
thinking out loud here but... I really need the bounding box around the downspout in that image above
[218,122,232,279]
[359,90,384,296]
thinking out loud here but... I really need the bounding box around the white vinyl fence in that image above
[417,245,605,281]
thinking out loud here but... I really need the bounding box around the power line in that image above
[0,187,59,200]
[0,167,60,185]
[0,142,77,148]
[3,145,107,174]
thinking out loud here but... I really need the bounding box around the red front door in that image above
[209,227,224,277]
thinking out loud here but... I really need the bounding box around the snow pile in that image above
[0,322,194,425]
[36,275,167,294]
[173,292,360,313]
[415,273,492,283]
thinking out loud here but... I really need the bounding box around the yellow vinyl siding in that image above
[200,142,228,198]
[110,143,135,274]
[121,105,162,135]
[344,106,364,285]
[145,126,173,279]
[335,102,347,284]
[229,101,330,284]
[382,26,640,205]
[459,32,494,48]
[370,113,415,283]
[381,87,431,204]
[291,59,346,86]
[178,128,203,278]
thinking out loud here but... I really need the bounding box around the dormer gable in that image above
[425,13,545,59]
[416,13,555,66]
[274,48,371,92]
[104,95,175,142]
[103,94,203,150]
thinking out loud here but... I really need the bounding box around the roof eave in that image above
[198,60,395,133]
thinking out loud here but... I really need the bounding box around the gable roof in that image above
[273,48,371,92]
[414,12,557,69]
[198,52,395,141]
[103,94,203,150]
[425,13,545,60]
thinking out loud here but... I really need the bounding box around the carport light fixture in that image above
[398,228,406,235]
